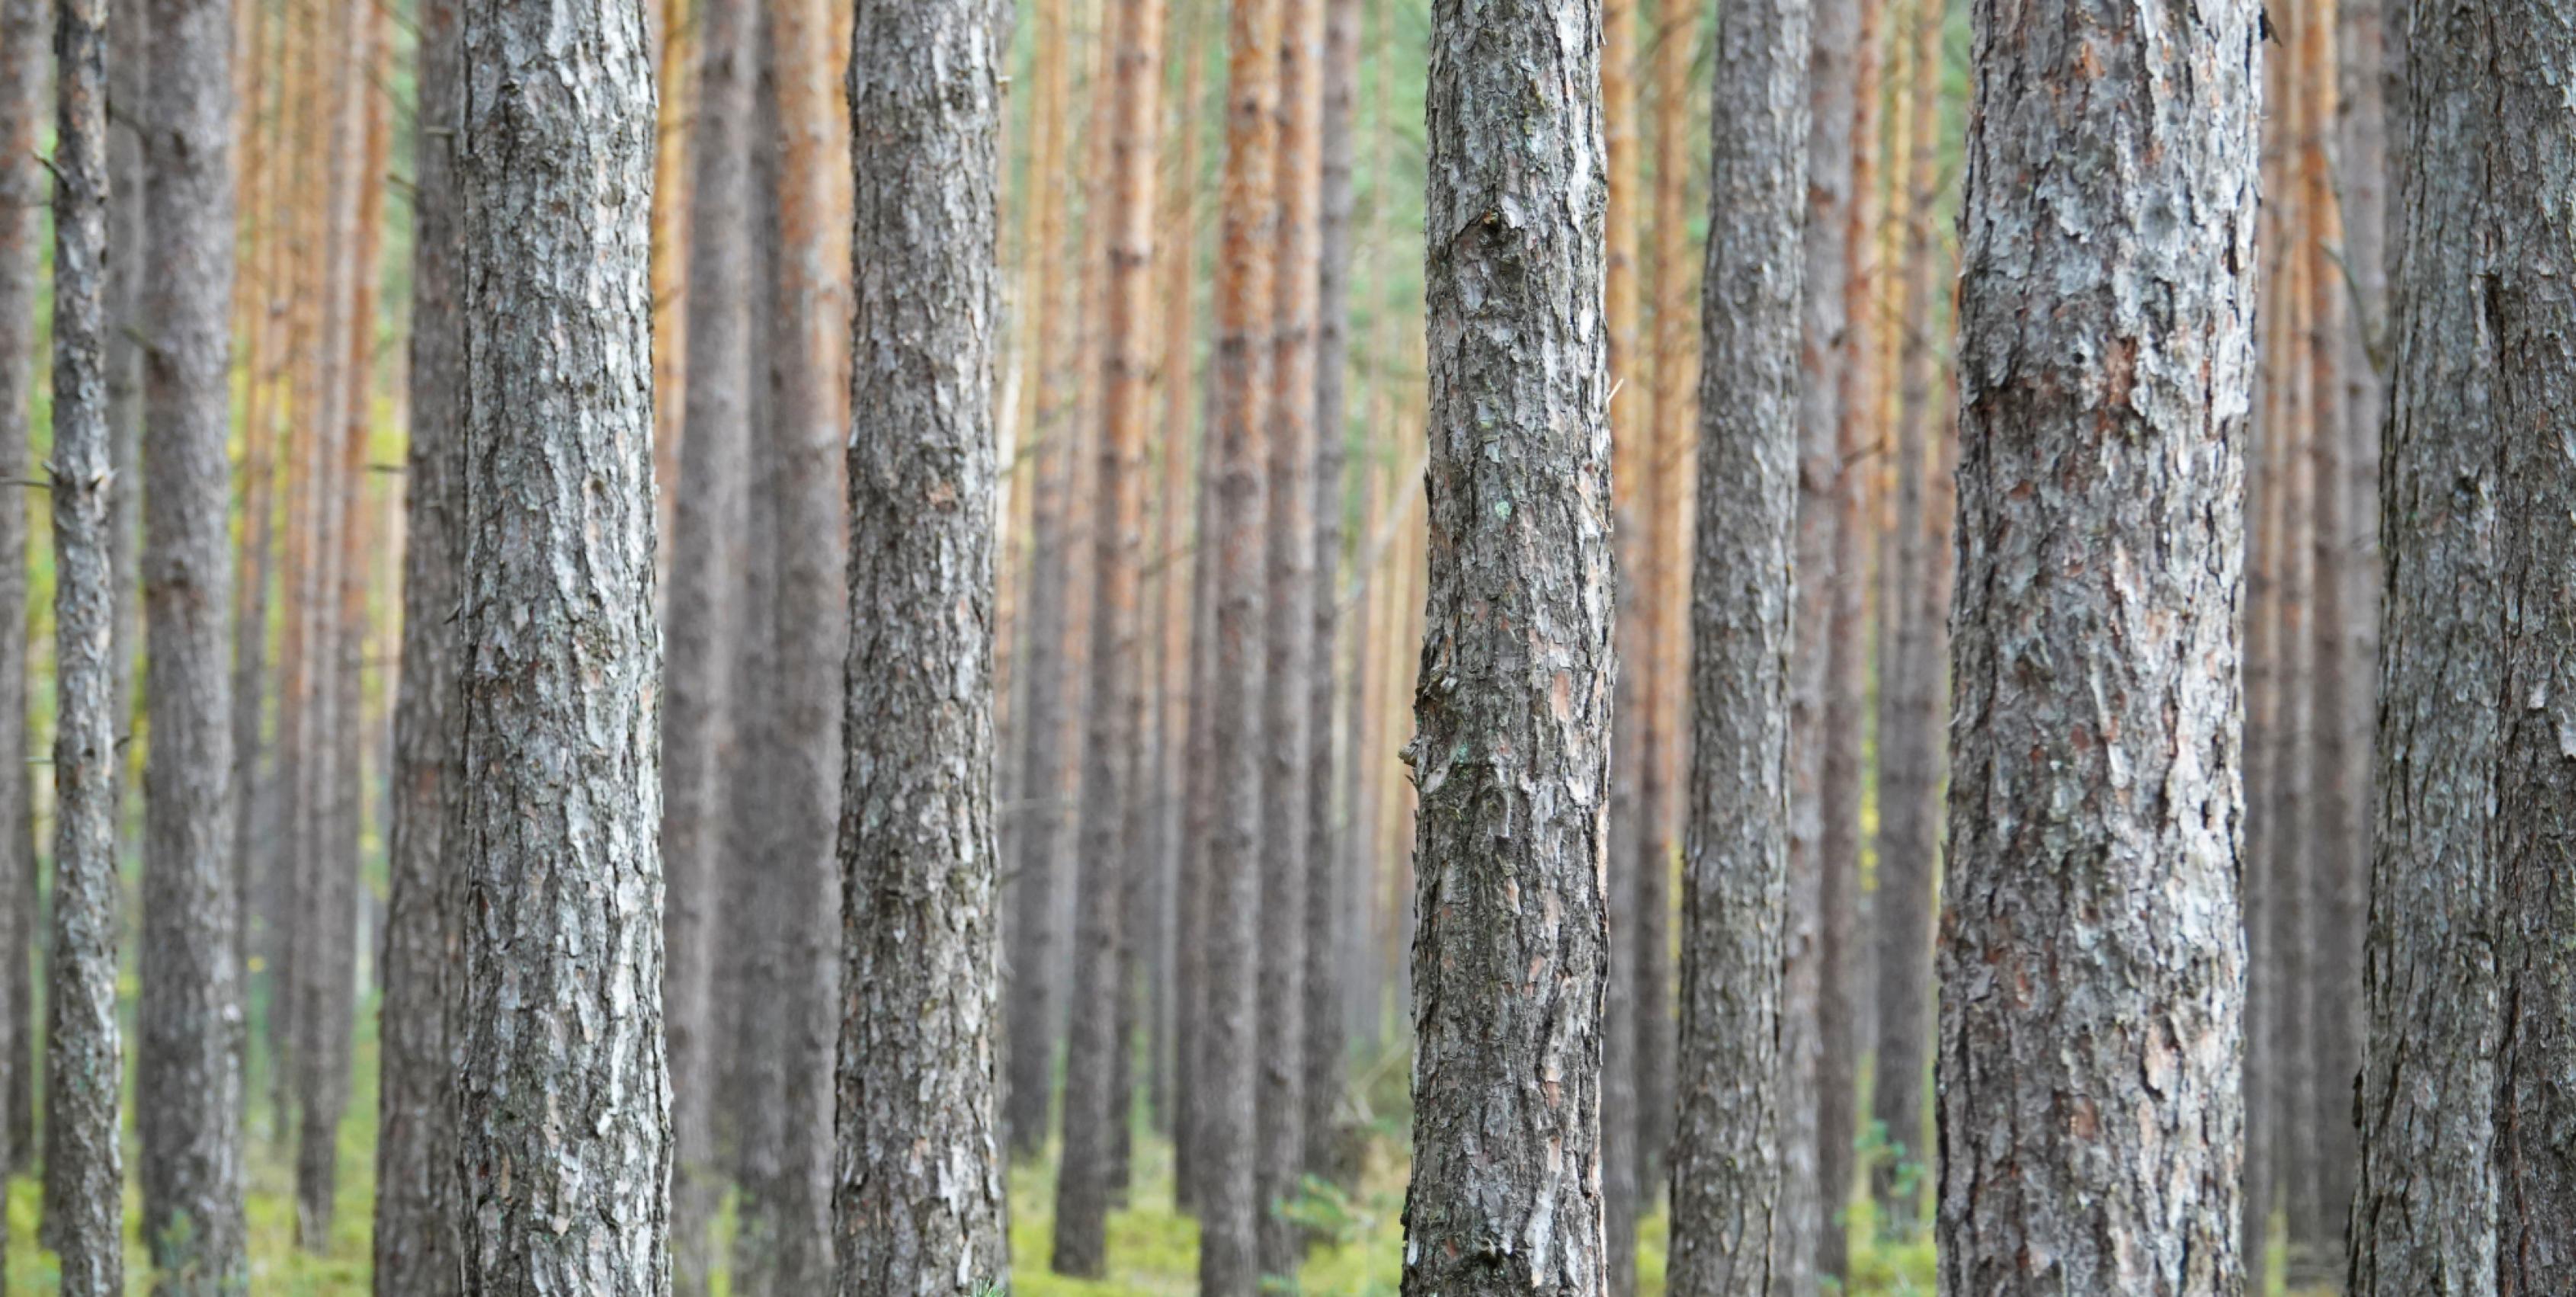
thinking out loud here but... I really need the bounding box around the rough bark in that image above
[0,0,43,1198]
[2352,4,2576,1292]
[660,0,755,1285]
[373,0,464,1284]
[1400,2,1612,1293]
[1937,0,2256,1292]
[835,5,1012,1289]
[136,0,246,1276]
[1302,0,1361,1194]
[1866,0,1945,1238]
[44,0,123,1280]
[1666,0,1807,1289]
[1200,0,1278,1284]
[1054,0,1163,1274]
[1258,0,1322,1276]
[453,0,669,1282]
[1782,0,1856,1276]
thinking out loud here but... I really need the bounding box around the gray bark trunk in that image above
[453,0,668,1283]
[1258,0,1321,1276]
[1055,0,1162,1273]
[1937,0,2256,1291]
[1400,1,1611,1292]
[1666,0,1808,1289]
[662,0,755,1287]
[373,0,464,1286]
[1781,0,1855,1278]
[1199,0,1277,1287]
[2353,4,2576,1291]
[0,0,44,1202]
[106,0,142,781]
[44,0,123,1282]
[136,0,245,1278]
[835,5,1011,1289]
[1302,0,1360,1196]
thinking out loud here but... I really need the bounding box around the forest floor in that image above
[0,1009,2318,1295]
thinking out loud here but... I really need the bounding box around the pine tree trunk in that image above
[1301,0,1362,1196]
[1866,0,1945,1238]
[1666,0,1807,1289]
[660,0,754,1285]
[373,0,464,1283]
[1600,0,1645,1279]
[766,0,845,1279]
[1001,0,1079,1154]
[1054,0,1163,1274]
[649,0,694,578]
[0,0,45,1196]
[136,0,247,1276]
[106,0,145,786]
[1937,0,2255,1290]
[1635,0,1696,1200]
[43,0,123,1281]
[2354,4,2576,1290]
[1401,2,1611,1293]
[1258,0,1322,1276]
[453,0,668,1281]
[1199,0,1280,1285]
[836,2,1012,1285]
[1783,0,1857,1276]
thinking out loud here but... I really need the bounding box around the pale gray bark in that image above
[374,0,464,1286]
[1401,1,1611,1292]
[660,0,753,1288]
[44,0,123,1282]
[136,0,245,1278]
[106,0,142,773]
[2353,4,2576,1292]
[835,5,1011,1289]
[453,0,668,1283]
[1938,0,2256,1291]
[0,0,44,1202]
[1666,0,1807,1291]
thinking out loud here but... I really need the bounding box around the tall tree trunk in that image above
[1666,0,1807,1289]
[1402,2,1611,1293]
[1055,0,1163,1274]
[1635,0,1695,1199]
[1301,0,1361,1197]
[453,0,668,1281]
[1258,0,1321,1276]
[1601,0,1644,1278]
[1200,0,1280,1285]
[2317,0,2384,1254]
[1783,0,1856,1276]
[1001,0,1080,1158]
[1815,0,1883,1276]
[661,0,754,1283]
[107,0,144,790]
[227,0,280,1003]
[1937,0,2255,1291]
[136,0,247,1276]
[373,0,464,1281]
[43,0,123,1280]
[2353,3,2576,1290]
[0,0,45,1193]
[765,0,845,1279]
[2238,28,2286,1261]
[835,3,1012,1288]
[649,0,694,577]
[1866,0,1945,1238]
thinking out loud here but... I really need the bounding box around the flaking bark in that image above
[453,0,668,1283]
[1400,1,1613,1292]
[1937,0,2257,1290]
